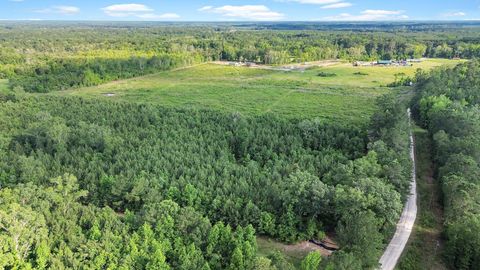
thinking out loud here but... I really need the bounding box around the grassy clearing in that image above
[257,236,334,268]
[57,59,462,124]
[58,64,383,123]
[397,127,447,270]
[257,237,313,268]
[307,59,461,88]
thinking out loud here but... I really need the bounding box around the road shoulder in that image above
[396,127,448,270]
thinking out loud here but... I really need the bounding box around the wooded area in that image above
[1,23,480,92]
[1,22,478,269]
[412,61,480,270]
[0,92,411,269]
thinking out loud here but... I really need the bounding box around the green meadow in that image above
[57,59,461,124]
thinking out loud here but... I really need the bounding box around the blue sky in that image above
[2,0,480,21]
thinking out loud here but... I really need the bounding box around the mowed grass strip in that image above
[58,59,462,123]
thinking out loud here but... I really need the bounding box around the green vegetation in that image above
[0,22,473,93]
[300,251,322,270]
[58,63,386,123]
[1,22,476,269]
[353,72,369,76]
[309,60,460,88]
[317,72,337,78]
[0,174,257,270]
[257,237,310,267]
[0,92,412,269]
[397,127,447,270]
[411,60,480,270]
[0,79,8,94]
[57,59,460,124]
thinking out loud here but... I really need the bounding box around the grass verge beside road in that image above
[397,127,447,270]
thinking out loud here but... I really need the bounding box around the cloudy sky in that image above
[2,0,480,21]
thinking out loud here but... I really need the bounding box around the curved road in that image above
[379,109,418,270]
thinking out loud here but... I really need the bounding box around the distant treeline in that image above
[2,24,480,92]
[412,61,480,270]
[0,93,412,269]
[8,54,198,93]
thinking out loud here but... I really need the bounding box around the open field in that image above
[57,59,462,124]
[298,59,461,88]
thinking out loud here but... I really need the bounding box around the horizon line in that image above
[1,19,480,23]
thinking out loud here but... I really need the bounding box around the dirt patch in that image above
[257,236,335,258]
[283,241,333,257]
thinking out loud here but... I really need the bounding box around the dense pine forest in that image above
[0,92,411,269]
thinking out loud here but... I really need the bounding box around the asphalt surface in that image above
[379,109,418,270]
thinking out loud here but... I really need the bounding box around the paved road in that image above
[379,109,418,270]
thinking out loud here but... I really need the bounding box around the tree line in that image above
[2,24,480,92]
[8,54,198,93]
[412,60,480,270]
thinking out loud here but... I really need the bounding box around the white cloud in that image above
[280,0,352,10]
[35,6,80,15]
[199,5,284,21]
[102,4,152,14]
[321,2,352,9]
[444,12,466,17]
[198,6,213,12]
[101,3,179,20]
[56,6,80,14]
[9,0,25,2]
[362,10,403,16]
[321,9,408,21]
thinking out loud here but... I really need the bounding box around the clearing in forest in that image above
[257,237,333,267]
[57,59,461,124]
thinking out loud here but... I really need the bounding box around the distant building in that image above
[377,60,392,65]
[407,59,423,63]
